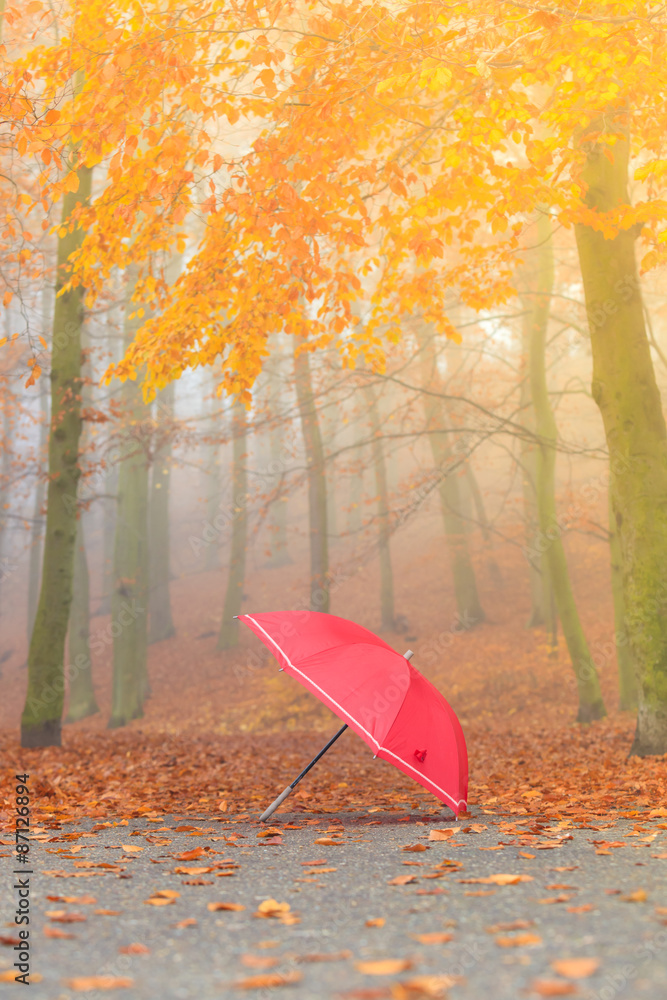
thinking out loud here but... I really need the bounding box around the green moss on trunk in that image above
[574,124,667,753]
[294,346,330,613]
[218,399,248,649]
[529,212,606,723]
[65,519,99,722]
[21,165,93,748]
[365,382,395,630]
[108,271,149,728]
[149,382,175,643]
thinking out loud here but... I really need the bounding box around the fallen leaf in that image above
[428,830,455,841]
[0,971,42,983]
[495,933,542,947]
[410,933,453,944]
[119,944,150,955]
[254,898,290,917]
[207,902,245,911]
[356,959,414,975]
[44,926,75,939]
[144,897,175,907]
[301,859,327,865]
[174,866,216,875]
[551,958,600,979]
[302,867,337,874]
[241,955,279,969]
[402,844,428,853]
[620,890,648,902]
[0,935,21,945]
[458,874,533,886]
[391,974,463,998]
[49,913,87,923]
[464,890,496,897]
[486,920,535,933]
[121,845,143,853]
[519,852,536,859]
[529,980,579,997]
[366,918,386,928]
[567,905,594,913]
[174,918,198,928]
[235,971,302,989]
[538,895,573,904]
[388,875,416,886]
[314,837,343,846]
[175,848,205,861]
[257,827,283,838]
[63,976,134,991]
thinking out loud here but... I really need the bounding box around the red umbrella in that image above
[238,610,468,819]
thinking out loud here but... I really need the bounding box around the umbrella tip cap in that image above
[404,649,414,661]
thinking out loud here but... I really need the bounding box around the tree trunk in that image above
[294,345,330,612]
[108,270,150,728]
[204,381,223,572]
[609,492,637,711]
[416,327,484,627]
[574,125,667,751]
[529,212,606,722]
[519,299,552,630]
[0,387,12,621]
[65,518,99,721]
[27,386,48,643]
[265,362,291,567]
[364,382,395,630]
[149,381,175,643]
[217,399,248,649]
[21,164,93,748]
[464,462,503,589]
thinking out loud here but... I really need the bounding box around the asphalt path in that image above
[2,806,666,999]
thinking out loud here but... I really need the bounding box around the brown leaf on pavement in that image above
[550,958,600,979]
[409,933,453,944]
[530,981,579,997]
[366,918,386,927]
[388,874,417,886]
[63,976,134,991]
[44,927,75,939]
[119,944,150,955]
[356,960,414,975]
[235,970,303,989]
[495,933,542,947]
[240,955,279,969]
[208,902,245,911]
[402,844,428,852]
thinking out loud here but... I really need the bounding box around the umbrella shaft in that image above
[290,724,348,789]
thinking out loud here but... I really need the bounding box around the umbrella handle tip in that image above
[404,649,414,661]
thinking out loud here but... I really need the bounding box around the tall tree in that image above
[364,380,395,631]
[149,381,175,643]
[217,398,248,649]
[574,122,667,751]
[294,344,329,612]
[108,269,150,728]
[27,384,48,643]
[65,518,99,722]
[528,213,605,722]
[21,162,93,748]
[416,326,485,627]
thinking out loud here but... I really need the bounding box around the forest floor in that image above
[1,514,667,995]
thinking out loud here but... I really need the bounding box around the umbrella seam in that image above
[243,614,467,812]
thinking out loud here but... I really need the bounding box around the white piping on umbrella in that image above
[244,614,467,812]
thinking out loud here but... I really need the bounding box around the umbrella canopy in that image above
[239,610,468,815]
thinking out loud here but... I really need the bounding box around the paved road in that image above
[2,806,666,999]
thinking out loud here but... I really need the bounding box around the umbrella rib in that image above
[243,614,467,813]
